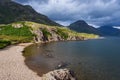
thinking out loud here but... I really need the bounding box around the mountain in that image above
[0,0,61,26]
[68,20,120,37]
[68,20,99,35]
[98,26,120,36]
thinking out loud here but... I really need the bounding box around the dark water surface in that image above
[23,37,120,80]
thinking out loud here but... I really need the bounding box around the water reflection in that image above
[23,38,120,80]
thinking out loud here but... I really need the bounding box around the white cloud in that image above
[113,26,120,29]
[88,24,100,28]
[56,20,73,26]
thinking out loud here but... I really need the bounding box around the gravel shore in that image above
[0,43,41,80]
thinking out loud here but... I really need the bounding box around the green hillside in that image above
[0,21,99,49]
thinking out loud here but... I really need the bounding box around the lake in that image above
[23,37,120,80]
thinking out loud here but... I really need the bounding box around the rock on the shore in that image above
[41,69,76,80]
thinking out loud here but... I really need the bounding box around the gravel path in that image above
[0,43,41,80]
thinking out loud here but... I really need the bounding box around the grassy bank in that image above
[0,24,34,41]
[0,22,34,48]
[0,21,99,48]
[24,21,99,39]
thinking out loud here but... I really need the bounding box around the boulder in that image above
[41,69,76,80]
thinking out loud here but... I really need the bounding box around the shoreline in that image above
[0,43,41,80]
[0,38,100,80]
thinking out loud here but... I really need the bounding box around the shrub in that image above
[41,28,52,41]
[0,40,11,49]
[56,28,68,40]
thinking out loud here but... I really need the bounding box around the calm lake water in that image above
[23,37,120,80]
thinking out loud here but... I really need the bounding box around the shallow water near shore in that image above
[23,37,120,80]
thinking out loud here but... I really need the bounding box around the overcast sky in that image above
[14,0,120,27]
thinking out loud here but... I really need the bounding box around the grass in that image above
[0,22,35,48]
[0,23,34,43]
[0,40,11,49]
[0,25,33,36]
[0,21,99,48]
[24,21,99,39]
[56,28,68,39]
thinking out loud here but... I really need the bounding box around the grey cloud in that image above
[15,0,120,26]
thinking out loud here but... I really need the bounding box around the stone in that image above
[41,69,76,80]
[56,62,69,69]
[12,23,23,28]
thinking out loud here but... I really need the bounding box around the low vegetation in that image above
[41,28,52,41]
[24,21,99,39]
[0,23,33,41]
[0,40,11,49]
[0,22,34,48]
[56,28,69,39]
[0,21,99,48]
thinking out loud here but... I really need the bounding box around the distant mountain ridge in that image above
[98,26,120,36]
[0,0,61,26]
[68,20,100,35]
[68,20,120,36]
